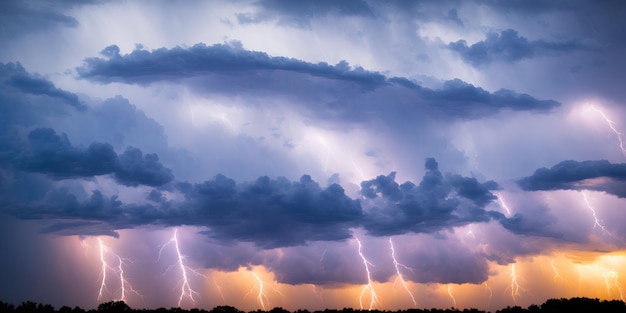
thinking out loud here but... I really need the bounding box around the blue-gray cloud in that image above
[1,62,84,113]
[359,158,498,236]
[16,128,174,187]
[517,159,626,198]
[77,43,560,122]
[2,157,502,249]
[448,29,589,66]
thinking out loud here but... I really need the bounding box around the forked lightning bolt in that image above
[389,238,416,306]
[509,264,525,304]
[355,238,379,310]
[590,106,626,156]
[602,269,625,301]
[97,238,140,302]
[252,272,268,310]
[158,228,204,307]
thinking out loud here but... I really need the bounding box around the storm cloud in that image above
[518,160,626,197]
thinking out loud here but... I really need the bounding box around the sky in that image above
[1,0,626,311]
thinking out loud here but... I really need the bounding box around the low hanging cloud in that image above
[517,159,626,198]
[16,128,174,187]
[448,28,589,66]
[2,156,502,249]
[76,42,560,123]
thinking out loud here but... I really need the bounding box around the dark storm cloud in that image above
[448,29,589,66]
[78,42,387,88]
[15,128,174,187]
[77,43,560,120]
[518,160,626,197]
[359,158,498,236]
[174,174,363,248]
[2,155,503,251]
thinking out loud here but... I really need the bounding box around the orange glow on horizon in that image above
[61,232,626,311]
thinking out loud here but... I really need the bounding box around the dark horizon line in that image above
[1,297,625,313]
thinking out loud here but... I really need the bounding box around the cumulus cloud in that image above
[518,160,626,198]
[14,128,174,187]
[1,156,503,251]
[359,158,498,236]
[448,29,588,66]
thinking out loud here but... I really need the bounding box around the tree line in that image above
[1,297,624,313]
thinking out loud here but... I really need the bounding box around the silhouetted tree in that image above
[0,300,15,313]
[16,301,38,313]
[97,301,131,312]
[211,306,244,313]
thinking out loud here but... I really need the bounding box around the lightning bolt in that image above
[509,264,525,304]
[447,284,457,308]
[252,272,267,310]
[97,238,109,301]
[389,238,417,307]
[355,238,379,310]
[590,106,626,156]
[602,269,625,301]
[97,238,140,303]
[582,192,615,238]
[494,192,512,217]
[551,259,562,281]
[213,277,225,302]
[158,228,203,307]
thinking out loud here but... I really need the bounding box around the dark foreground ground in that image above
[1,297,625,313]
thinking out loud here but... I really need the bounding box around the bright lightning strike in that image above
[158,228,203,307]
[509,264,524,304]
[97,238,108,301]
[355,238,379,310]
[97,238,140,303]
[252,272,268,310]
[447,284,457,308]
[602,269,625,301]
[494,192,512,217]
[389,238,417,307]
[582,192,615,238]
[590,106,626,156]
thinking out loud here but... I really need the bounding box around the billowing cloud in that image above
[14,128,174,187]
[518,160,626,198]
[2,1,626,310]
[359,158,498,236]
[448,29,588,66]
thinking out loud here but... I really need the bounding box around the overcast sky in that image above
[1,0,626,311]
